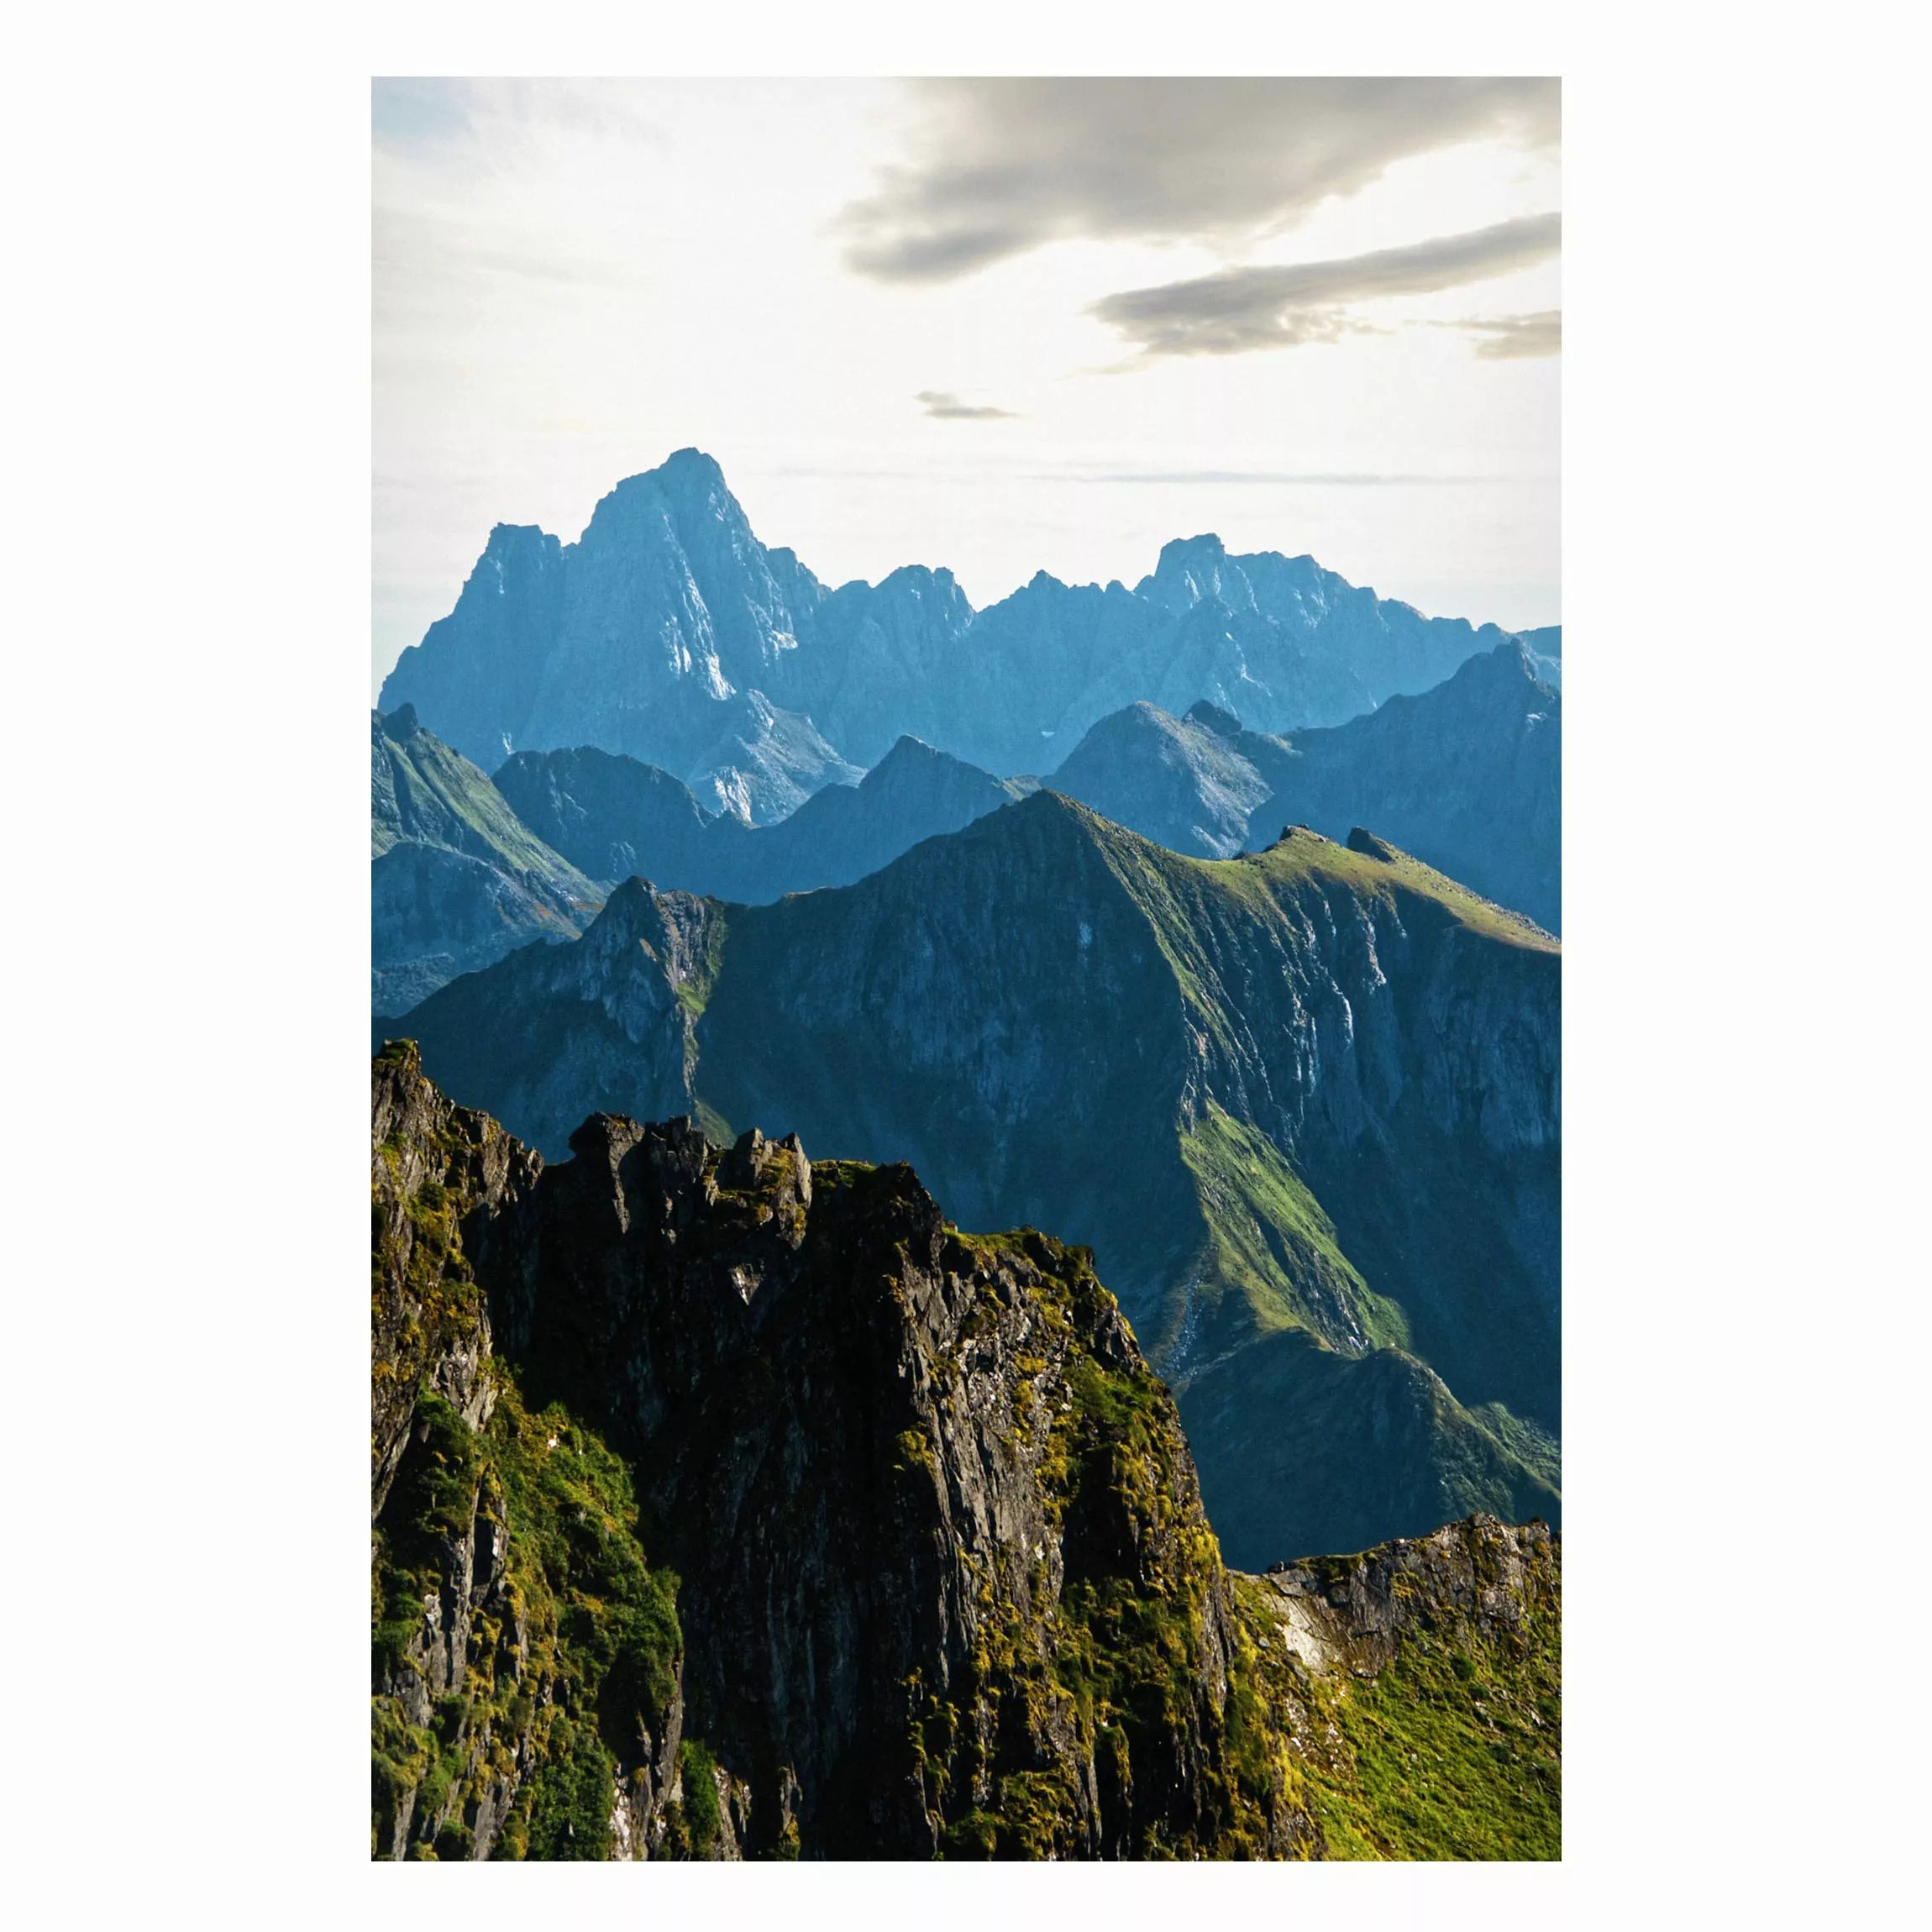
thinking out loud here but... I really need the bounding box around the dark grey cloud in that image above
[916,390,1021,421]
[1089,213,1562,360]
[1455,310,1562,359]
[838,79,1558,283]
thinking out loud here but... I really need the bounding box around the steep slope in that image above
[1143,536,1509,710]
[371,706,602,1014]
[732,734,1035,896]
[1047,640,1560,932]
[1512,624,1562,687]
[495,733,1033,903]
[388,877,727,1158]
[1048,701,1272,858]
[372,1045,1560,1860]
[677,688,862,825]
[380,449,1530,790]
[1228,641,1562,932]
[384,451,856,823]
[376,525,567,775]
[491,743,717,890]
[391,795,1560,1566]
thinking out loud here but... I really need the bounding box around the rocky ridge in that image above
[371,1045,1559,1860]
[1048,638,1562,932]
[378,449,1542,807]
[388,794,1562,1569]
[495,732,1036,903]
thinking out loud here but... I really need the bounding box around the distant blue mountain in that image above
[370,705,602,1014]
[380,449,1546,815]
[494,732,1034,904]
[1049,639,1561,932]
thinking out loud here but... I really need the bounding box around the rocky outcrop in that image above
[370,1047,1321,1857]
[1254,1515,1558,1676]
[371,1047,1560,1860]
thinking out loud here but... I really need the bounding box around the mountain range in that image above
[384,792,1560,1568]
[373,1042,1561,1860]
[378,448,1545,822]
[371,705,602,1014]
[1049,638,1561,932]
[373,621,1556,1016]
[494,732,1037,902]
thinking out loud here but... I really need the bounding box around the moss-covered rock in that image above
[370,1049,1558,1860]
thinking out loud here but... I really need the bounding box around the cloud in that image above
[837,79,1558,282]
[916,390,1021,421]
[1088,213,1562,360]
[1454,310,1562,359]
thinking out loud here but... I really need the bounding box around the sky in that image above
[374,78,1560,695]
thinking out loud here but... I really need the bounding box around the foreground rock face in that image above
[371,1046,1560,1861]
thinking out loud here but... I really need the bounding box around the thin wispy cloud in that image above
[1089,213,1562,360]
[916,390,1021,421]
[1452,311,1562,360]
[837,79,1558,283]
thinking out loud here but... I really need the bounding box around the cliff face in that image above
[371,1047,1560,1861]
[372,1046,1301,1858]
[1048,701,1273,858]
[387,878,726,1158]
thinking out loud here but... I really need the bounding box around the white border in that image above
[8,3,1918,1923]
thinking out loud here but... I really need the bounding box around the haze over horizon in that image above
[375,78,1560,700]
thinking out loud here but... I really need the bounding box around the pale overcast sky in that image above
[374,78,1560,694]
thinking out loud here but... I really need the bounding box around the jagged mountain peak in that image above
[876,561,964,598]
[590,449,750,535]
[865,732,950,774]
[386,447,1541,803]
[613,443,731,500]
[481,519,554,556]
[578,870,707,943]
[1138,532,1259,617]
[1158,530,1229,567]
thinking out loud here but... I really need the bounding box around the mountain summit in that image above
[379,450,1540,812]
